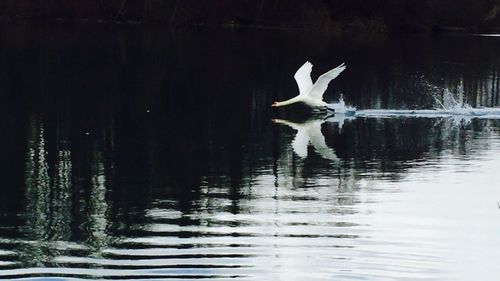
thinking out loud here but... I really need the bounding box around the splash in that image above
[355,82,500,120]
[327,94,356,115]
[433,81,469,111]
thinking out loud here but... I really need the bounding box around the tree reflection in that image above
[22,117,53,266]
[85,142,112,255]
[20,115,113,266]
[21,116,73,266]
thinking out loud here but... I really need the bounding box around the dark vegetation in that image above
[1,0,500,32]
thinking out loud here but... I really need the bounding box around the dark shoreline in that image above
[1,15,500,35]
[0,0,499,34]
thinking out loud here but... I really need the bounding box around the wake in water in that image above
[328,85,500,120]
[355,107,500,119]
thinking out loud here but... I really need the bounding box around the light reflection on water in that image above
[1,116,499,280]
[0,24,500,280]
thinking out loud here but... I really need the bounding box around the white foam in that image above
[350,85,500,120]
[327,95,356,114]
[355,108,500,119]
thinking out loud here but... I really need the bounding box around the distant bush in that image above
[0,0,499,32]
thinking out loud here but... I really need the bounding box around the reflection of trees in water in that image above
[23,118,52,266]
[369,66,500,109]
[22,117,71,266]
[20,115,112,266]
[336,35,500,110]
[429,39,500,108]
[467,71,500,107]
[430,74,500,109]
[85,142,112,256]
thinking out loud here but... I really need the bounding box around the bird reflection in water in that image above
[273,114,353,161]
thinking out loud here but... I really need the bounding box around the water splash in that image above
[327,94,356,114]
[355,81,500,120]
[433,81,468,111]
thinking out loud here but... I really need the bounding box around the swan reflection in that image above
[273,115,353,161]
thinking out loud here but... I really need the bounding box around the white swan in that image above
[273,118,338,161]
[272,61,346,110]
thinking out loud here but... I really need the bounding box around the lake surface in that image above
[0,23,500,280]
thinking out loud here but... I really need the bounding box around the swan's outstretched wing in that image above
[308,122,338,161]
[273,118,309,157]
[294,61,314,96]
[308,63,346,100]
[273,119,300,130]
[292,129,310,158]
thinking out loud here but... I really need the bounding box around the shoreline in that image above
[1,15,499,35]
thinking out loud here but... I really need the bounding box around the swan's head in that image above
[272,101,279,107]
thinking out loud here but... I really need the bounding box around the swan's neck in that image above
[275,97,301,107]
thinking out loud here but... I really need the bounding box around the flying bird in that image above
[272,61,346,110]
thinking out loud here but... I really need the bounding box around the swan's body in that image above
[273,118,338,161]
[272,61,346,109]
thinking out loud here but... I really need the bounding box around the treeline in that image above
[0,0,500,32]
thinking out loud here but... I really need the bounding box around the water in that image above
[1,23,500,280]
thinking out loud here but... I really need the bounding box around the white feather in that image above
[308,63,346,100]
[294,61,313,96]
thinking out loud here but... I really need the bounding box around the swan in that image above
[272,61,346,110]
[273,118,338,161]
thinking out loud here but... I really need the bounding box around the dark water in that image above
[1,23,500,280]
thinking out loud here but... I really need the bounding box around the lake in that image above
[0,22,500,280]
